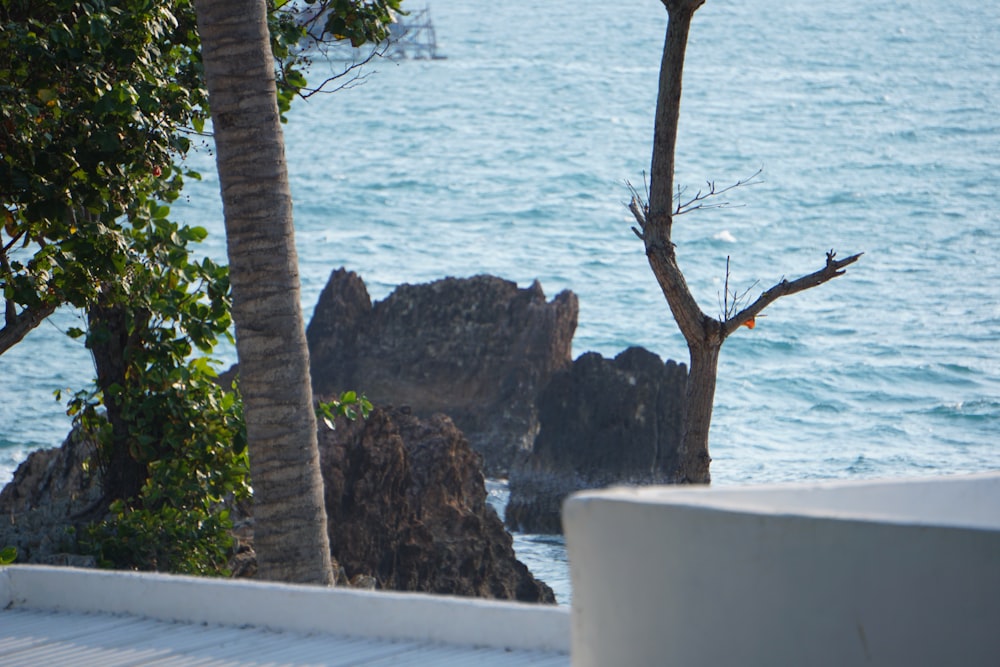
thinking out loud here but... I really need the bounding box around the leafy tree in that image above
[0,0,246,574]
[2,0,398,575]
[630,0,861,484]
[0,0,400,355]
[68,212,248,574]
[0,0,207,354]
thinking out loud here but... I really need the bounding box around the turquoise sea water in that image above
[2,0,998,602]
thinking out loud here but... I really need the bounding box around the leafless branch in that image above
[626,177,650,240]
[717,255,759,322]
[2,229,25,254]
[297,41,391,98]
[271,0,394,100]
[627,167,762,239]
[724,249,863,336]
[674,167,763,216]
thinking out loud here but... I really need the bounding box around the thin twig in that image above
[298,42,390,97]
[625,178,649,239]
[674,166,763,216]
[717,255,759,322]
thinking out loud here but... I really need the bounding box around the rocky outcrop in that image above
[505,347,687,534]
[319,405,555,603]
[307,269,578,477]
[1,412,554,602]
[0,429,100,566]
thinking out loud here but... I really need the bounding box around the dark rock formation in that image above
[505,347,687,534]
[1,413,554,602]
[0,429,100,566]
[307,269,578,476]
[320,404,555,603]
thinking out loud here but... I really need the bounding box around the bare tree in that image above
[631,0,861,484]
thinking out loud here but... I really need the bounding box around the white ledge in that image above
[563,472,1000,667]
[0,565,569,655]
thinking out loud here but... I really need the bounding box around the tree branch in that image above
[0,302,58,356]
[724,250,863,337]
[648,3,701,228]
[644,0,710,347]
[675,167,762,216]
[626,179,649,240]
[297,40,389,98]
[718,255,760,322]
[646,233,712,345]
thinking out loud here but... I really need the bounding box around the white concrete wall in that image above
[0,565,570,653]
[563,473,1000,667]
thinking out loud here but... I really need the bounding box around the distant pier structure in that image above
[387,7,446,60]
[297,5,445,62]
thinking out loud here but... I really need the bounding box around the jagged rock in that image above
[0,429,101,566]
[0,411,553,601]
[0,418,553,602]
[319,405,555,603]
[307,269,578,476]
[505,347,687,534]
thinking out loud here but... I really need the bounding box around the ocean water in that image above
[1,0,998,604]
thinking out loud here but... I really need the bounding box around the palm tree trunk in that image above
[194,0,334,585]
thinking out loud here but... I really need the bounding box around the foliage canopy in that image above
[1,0,392,572]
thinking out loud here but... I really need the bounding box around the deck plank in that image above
[0,608,569,667]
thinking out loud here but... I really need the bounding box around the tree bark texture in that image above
[649,1,703,222]
[0,302,57,357]
[639,0,859,484]
[87,295,148,506]
[645,0,715,484]
[675,343,718,483]
[194,0,334,585]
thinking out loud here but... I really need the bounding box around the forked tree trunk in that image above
[194,0,334,585]
[646,0,715,484]
[635,0,859,484]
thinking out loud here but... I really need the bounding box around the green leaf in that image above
[179,225,207,242]
[0,545,17,564]
[284,68,307,91]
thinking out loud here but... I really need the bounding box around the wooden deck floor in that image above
[0,607,569,666]
[0,566,570,667]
